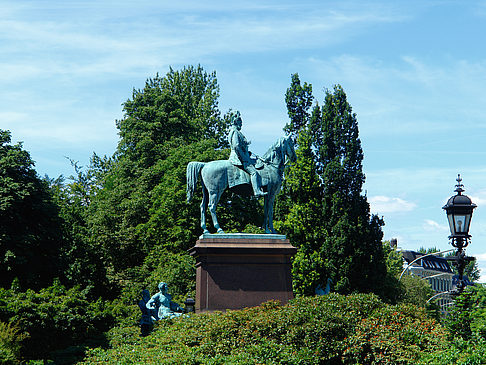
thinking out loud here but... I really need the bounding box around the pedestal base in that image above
[188,235,297,312]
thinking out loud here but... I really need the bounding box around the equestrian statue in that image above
[186,111,296,234]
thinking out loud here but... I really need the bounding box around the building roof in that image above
[402,250,453,273]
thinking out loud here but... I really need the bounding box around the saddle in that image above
[227,158,267,189]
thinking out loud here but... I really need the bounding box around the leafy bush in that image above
[420,335,486,365]
[81,293,447,364]
[0,321,28,364]
[0,281,115,362]
[343,304,446,364]
[418,285,486,364]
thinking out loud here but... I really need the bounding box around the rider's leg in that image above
[246,165,267,197]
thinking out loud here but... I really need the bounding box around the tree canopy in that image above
[276,74,386,296]
[0,130,62,289]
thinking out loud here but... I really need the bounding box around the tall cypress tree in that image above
[317,85,385,294]
[277,76,386,296]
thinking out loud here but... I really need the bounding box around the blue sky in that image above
[2,1,486,279]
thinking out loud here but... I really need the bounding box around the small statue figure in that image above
[138,289,153,336]
[146,282,183,320]
[315,278,332,296]
[228,111,267,198]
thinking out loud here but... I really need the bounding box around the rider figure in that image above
[228,111,267,198]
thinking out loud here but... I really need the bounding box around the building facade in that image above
[402,250,454,313]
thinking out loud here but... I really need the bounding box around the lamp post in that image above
[443,174,477,295]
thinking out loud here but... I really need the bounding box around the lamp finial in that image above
[455,174,464,194]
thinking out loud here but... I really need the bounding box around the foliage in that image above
[0,321,28,364]
[418,246,442,255]
[420,335,486,364]
[49,156,112,297]
[383,241,404,278]
[86,66,234,279]
[0,130,63,289]
[444,284,486,340]
[284,73,313,141]
[420,284,486,364]
[276,75,386,297]
[117,249,197,308]
[378,241,404,304]
[343,304,446,364]
[399,275,436,308]
[81,294,446,364]
[445,251,481,283]
[0,281,114,362]
[276,124,325,296]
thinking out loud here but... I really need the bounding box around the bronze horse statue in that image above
[186,136,296,234]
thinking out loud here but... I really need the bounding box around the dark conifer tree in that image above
[277,76,386,296]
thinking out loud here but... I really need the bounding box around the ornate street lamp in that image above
[443,174,477,294]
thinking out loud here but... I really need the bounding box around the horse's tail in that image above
[186,162,205,202]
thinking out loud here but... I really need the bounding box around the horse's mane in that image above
[261,137,286,163]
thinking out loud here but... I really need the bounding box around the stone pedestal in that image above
[188,234,297,313]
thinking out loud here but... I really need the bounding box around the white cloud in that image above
[0,1,411,83]
[470,190,486,206]
[369,195,416,214]
[474,253,486,262]
[423,219,448,232]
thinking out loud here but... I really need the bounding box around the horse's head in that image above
[261,136,297,171]
[283,136,297,165]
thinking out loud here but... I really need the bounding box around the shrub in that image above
[343,304,446,364]
[81,293,447,364]
[0,281,115,361]
[0,321,28,364]
[420,335,486,364]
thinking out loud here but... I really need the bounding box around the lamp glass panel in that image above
[448,214,455,235]
[464,214,471,233]
[454,215,467,233]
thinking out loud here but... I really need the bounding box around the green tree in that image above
[50,156,112,296]
[379,241,404,303]
[317,85,386,294]
[445,284,486,340]
[276,124,325,295]
[284,73,313,142]
[276,75,386,297]
[0,130,62,289]
[87,66,228,274]
[0,281,114,361]
[84,66,265,304]
[445,251,481,282]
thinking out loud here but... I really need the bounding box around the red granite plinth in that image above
[188,235,297,313]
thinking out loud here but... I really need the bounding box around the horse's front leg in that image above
[208,190,224,233]
[263,195,270,233]
[267,196,277,234]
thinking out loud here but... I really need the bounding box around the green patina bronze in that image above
[187,111,296,234]
[145,282,183,320]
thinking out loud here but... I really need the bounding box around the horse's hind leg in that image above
[264,189,277,234]
[263,195,269,233]
[208,190,224,233]
[201,183,209,234]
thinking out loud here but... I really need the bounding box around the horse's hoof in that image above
[203,229,210,234]
[217,229,225,234]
